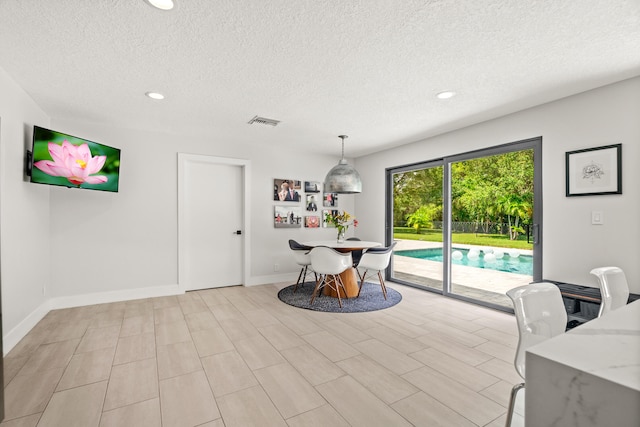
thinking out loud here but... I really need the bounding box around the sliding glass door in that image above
[390,161,444,293]
[388,138,542,311]
[448,149,535,308]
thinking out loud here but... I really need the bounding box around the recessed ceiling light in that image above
[145,92,165,100]
[436,91,456,99]
[145,0,175,11]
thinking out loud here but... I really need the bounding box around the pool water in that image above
[395,247,533,276]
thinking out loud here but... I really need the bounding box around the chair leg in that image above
[505,382,525,427]
[377,271,387,300]
[357,269,367,297]
[309,275,324,305]
[294,266,306,293]
[305,266,316,284]
[333,274,343,308]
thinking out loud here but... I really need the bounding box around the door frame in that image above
[385,137,542,312]
[177,153,251,292]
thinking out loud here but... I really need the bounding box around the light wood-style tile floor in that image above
[1,282,522,426]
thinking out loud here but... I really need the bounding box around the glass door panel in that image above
[448,150,534,309]
[390,165,444,293]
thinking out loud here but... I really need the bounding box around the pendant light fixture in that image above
[324,135,362,194]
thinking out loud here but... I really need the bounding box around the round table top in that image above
[302,240,382,251]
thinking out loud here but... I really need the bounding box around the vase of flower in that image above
[325,211,358,243]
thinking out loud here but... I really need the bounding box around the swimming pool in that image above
[395,247,533,276]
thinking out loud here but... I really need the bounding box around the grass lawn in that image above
[394,231,533,250]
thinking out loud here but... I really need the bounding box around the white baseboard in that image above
[48,284,184,310]
[3,300,53,357]
[246,273,297,286]
[3,284,184,356]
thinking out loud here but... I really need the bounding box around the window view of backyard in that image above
[391,149,535,309]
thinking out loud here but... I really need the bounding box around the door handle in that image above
[532,224,539,245]
[234,230,242,235]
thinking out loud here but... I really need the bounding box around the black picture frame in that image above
[566,144,622,197]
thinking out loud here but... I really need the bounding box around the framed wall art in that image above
[322,209,339,227]
[323,192,338,207]
[566,144,622,196]
[304,216,320,228]
[274,206,302,228]
[304,181,321,193]
[274,179,301,202]
[305,194,319,212]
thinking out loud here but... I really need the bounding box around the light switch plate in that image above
[591,211,604,225]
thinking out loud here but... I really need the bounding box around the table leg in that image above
[323,267,360,298]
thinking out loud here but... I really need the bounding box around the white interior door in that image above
[178,154,245,290]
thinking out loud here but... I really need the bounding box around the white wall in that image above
[354,77,640,293]
[0,67,52,346]
[48,119,355,297]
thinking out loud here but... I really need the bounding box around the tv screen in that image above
[30,126,121,192]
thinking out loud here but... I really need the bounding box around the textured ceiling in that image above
[1,0,639,157]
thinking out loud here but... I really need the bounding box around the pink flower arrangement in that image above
[34,141,108,186]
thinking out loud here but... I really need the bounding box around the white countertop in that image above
[525,300,640,426]
[527,299,640,391]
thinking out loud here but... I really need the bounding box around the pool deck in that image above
[391,239,533,308]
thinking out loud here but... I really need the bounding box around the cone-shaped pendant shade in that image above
[324,135,362,194]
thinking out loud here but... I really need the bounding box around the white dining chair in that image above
[505,282,567,427]
[309,246,352,308]
[590,266,630,317]
[356,242,397,300]
[346,237,363,267]
[288,239,315,292]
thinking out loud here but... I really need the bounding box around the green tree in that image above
[393,167,443,227]
[498,194,532,239]
[406,204,440,232]
[451,150,533,232]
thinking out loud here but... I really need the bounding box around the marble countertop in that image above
[527,299,640,391]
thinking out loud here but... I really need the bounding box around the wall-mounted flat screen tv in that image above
[30,126,121,192]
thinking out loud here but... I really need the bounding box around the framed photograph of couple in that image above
[566,144,622,197]
[274,206,302,228]
[274,179,301,202]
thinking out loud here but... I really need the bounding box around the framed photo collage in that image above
[273,179,339,229]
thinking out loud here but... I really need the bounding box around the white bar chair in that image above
[505,282,567,427]
[590,266,630,317]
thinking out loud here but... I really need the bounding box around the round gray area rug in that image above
[278,281,402,313]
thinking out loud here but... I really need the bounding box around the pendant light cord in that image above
[339,135,348,160]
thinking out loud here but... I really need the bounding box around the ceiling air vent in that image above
[248,115,280,127]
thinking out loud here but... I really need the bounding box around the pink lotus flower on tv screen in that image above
[34,141,108,186]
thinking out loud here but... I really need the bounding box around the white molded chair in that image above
[356,242,397,300]
[505,282,568,427]
[309,246,352,308]
[346,237,363,267]
[288,239,315,292]
[590,266,630,317]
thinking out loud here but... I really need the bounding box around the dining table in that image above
[302,240,382,298]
